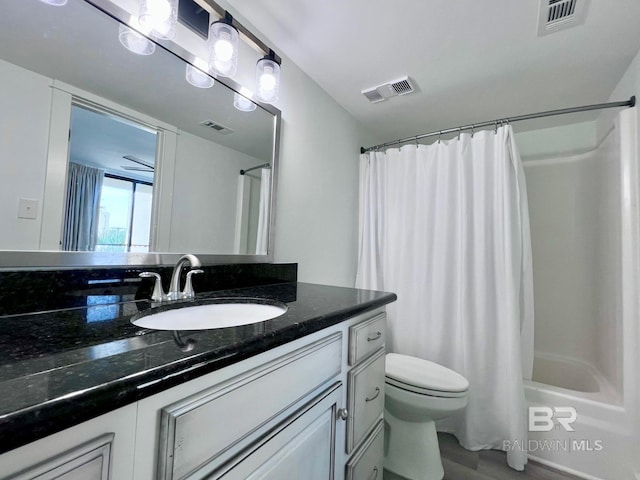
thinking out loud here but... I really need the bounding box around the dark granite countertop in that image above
[0,281,396,454]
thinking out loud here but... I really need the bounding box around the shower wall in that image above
[518,123,623,397]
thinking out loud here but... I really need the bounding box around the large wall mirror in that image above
[0,0,280,268]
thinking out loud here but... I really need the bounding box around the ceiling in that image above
[227,0,640,144]
[70,106,157,183]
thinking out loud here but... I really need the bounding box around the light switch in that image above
[18,198,39,219]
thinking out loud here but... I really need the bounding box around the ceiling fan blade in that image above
[121,166,154,172]
[122,155,154,169]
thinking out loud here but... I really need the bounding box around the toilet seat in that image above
[386,353,469,398]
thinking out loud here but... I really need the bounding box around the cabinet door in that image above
[212,383,342,480]
[7,434,113,480]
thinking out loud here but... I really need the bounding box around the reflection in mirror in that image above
[0,0,279,260]
[63,104,157,253]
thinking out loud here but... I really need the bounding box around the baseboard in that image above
[528,454,604,480]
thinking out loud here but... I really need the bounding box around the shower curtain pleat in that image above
[356,126,534,471]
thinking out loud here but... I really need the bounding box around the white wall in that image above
[210,1,374,287]
[272,64,372,286]
[0,59,53,250]
[167,130,263,253]
[515,121,598,160]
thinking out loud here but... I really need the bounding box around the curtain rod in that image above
[240,163,271,175]
[360,96,636,154]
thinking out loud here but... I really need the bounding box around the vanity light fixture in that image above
[255,50,281,104]
[233,92,257,112]
[138,0,179,40]
[38,0,68,5]
[119,24,156,55]
[185,64,215,88]
[208,12,239,77]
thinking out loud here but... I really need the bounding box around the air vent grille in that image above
[362,76,417,104]
[391,79,413,95]
[548,0,577,22]
[538,0,589,36]
[200,120,234,134]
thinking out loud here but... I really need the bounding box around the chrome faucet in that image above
[140,254,203,302]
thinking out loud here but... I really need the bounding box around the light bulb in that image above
[39,0,68,5]
[209,20,238,77]
[186,64,214,89]
[147,0,171,21]
[234,93,257,112]
[255,57,280,104]
[119,25,156,56]
[214,38,234,62]
[259,67,277,91]
[138,0,177,40]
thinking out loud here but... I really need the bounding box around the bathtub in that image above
[523,353,633,479]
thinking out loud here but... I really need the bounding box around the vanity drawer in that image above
[346,348,385,454]
[157,333,342,480]
[348,313,386,366]
[345,420,384,480]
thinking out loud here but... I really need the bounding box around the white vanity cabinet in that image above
[0,307,388,480]
[0,404,137,480]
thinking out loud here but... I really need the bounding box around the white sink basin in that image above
[131,298,287,331]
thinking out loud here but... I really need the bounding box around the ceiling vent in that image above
[199,120,234,135]
[362,76,416,104]
[537,0,589,36]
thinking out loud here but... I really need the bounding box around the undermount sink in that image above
[131,298,288,331]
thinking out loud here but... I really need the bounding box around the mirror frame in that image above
[0,0,281,270]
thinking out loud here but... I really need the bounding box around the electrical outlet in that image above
[18,198,39,219]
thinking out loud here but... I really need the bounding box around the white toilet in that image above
[384,353,469,480]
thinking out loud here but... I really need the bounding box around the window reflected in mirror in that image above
[62,104,157,253]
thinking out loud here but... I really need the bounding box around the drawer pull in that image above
[365,387,381,402]
[367,331,382,342]
[369,466,379,480]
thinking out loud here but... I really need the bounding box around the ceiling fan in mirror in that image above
[121,155,155,173]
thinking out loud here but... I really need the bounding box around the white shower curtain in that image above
[356,126,534,470]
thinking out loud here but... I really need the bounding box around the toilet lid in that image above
[385,353,469,396]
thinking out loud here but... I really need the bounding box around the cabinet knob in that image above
[337,408,349,420]
[369,466,379,480]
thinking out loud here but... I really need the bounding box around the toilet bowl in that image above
[384,353,469,480]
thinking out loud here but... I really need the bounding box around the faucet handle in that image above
[182,269,204,299]
[139,272,166,302]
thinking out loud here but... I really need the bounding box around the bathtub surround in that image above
[356,125,533,471]
[518,108,640,479]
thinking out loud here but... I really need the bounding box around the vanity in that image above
[0,270,395,480]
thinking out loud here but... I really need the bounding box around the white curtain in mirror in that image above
[62,162,104,251]
[256,168,271,255]
[356,126,534,471]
